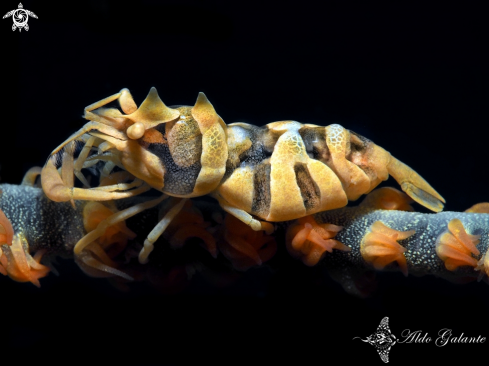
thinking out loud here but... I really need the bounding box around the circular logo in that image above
[12,8,28,28]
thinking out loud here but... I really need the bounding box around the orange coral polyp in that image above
[447,219,480,255]
[0,249,8,275]
[286,215,348,267]
[0,208,36,280]
[290,223,313,250]
[83,201,136,249]
[78,201,138,279]
[361,187,414,211]
[224,234,263,265]
[436,219,480,271]
[465,202,489,214]
[476,250,489,279]
[164,200,218,258]
[0,208,14,246]
[360,221,414,276]
[171,224,217,258]
[0,234,50,287]
[219,213,277,271]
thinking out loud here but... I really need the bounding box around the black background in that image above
[2,1,489,365]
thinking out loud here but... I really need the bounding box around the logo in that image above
[3,3,37,32]
[353,317,396,363]
[353,316,487,363]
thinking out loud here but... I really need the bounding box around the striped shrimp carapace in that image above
[39,87,444,273]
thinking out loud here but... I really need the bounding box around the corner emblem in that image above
[3,3,38,32]
[353,317,397,363]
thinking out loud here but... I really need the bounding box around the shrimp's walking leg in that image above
[21,166,42,186]
[138,198,188,264]
[213,194,274,234]
[41,156,151,202]
[74,194,168,256]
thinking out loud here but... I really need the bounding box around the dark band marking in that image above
[147,142,201,195]
[144,123,202,196]
[237,125,273,166]
[251,161,271,218]
[294,163,321,212]
[298,126,330,163]
[222,124,272,183]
